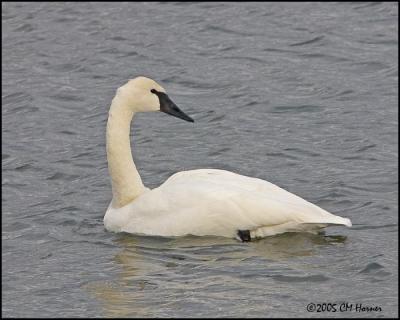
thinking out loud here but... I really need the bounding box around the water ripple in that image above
[289,35,325,47]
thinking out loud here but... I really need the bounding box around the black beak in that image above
[152,89,194,123]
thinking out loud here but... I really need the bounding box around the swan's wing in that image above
[121,169,351,237]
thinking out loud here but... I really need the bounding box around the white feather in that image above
[105,168,351,239]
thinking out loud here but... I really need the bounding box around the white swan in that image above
[103,76,352,241]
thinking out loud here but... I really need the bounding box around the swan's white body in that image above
[104,77,352,240]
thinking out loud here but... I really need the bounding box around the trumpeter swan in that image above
[103,76,352,241]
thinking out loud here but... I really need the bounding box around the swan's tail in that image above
[250,215,351,239]
[336,217,352,227]
[312,213,352,227]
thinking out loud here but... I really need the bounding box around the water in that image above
[2,2,398,317]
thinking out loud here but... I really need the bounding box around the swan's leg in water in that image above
[237,230,251,242]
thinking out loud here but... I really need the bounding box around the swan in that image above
[103,76,352,241]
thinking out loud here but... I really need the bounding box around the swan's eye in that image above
[151,89,157,94]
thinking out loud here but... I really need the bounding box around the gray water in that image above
[2,2,398,318]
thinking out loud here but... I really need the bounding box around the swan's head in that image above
[118,76,194,122]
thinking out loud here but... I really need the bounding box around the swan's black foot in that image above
[237,230,251,242]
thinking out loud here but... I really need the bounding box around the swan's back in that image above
[105,169,351,239]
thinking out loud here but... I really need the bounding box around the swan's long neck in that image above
[106,94,147,208]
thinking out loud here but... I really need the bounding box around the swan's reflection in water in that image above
[86,232,346,317]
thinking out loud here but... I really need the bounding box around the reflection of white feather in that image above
[104,77,352,239]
